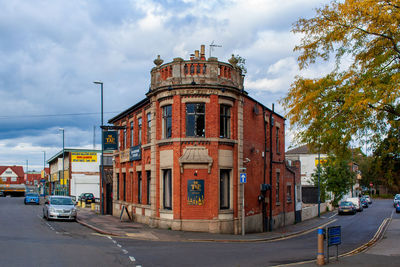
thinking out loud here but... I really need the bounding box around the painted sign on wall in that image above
[187,179,204,205]
[71,152,97,162]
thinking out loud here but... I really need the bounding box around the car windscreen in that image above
[26,193,38,197]
[340,201,352,206]
[50,198,74,205]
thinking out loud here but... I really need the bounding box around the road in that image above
[0,197,396,267]
[0,197,135,267]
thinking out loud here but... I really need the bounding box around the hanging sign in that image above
[103,131,118,150]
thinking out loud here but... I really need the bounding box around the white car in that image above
[43,196,77,221]
[346,197,363,212]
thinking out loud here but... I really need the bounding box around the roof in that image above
[47,148,102,163]
[0,166,25,177]
[286,144,310,154]
[108,98,150,124]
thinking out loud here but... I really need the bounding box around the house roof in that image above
[0,166,25,177]
[286,144,310,154]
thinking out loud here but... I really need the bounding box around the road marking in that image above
[129,256,136,262]
[112,240,117,244]
[117,244,122,248]
[271,216,392,267]
[107,236,112,240]
[328,213,337,219]
[122,249,128,254]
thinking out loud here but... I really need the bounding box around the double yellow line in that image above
[273,217,392,267]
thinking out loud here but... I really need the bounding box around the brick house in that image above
[25,171,42,186]
[108,46,299,234]
[0,166,25,184]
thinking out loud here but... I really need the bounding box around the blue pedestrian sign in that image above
[240,173,247,183]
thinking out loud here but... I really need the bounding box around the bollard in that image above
[82,201,86,208]
[317,227,325,265]
[91,202,95,211]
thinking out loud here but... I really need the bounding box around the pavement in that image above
[76,206,400,266]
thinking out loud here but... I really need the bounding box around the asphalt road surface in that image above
[0,197,395,267]
[0,197,136,267]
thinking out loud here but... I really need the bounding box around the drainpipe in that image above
[269,104,274,231]
[263,107,268,232]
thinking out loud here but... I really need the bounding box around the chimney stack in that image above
[195,50,200,59]
[200,45,205,60]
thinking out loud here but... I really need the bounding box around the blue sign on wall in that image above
[103,131,118,150]
[129,145,142,161]
[240,173,247,183]
[187,179,204,205]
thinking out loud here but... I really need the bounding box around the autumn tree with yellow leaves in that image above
[283,0,400,156]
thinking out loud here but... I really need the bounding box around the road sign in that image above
[327,226,341,246]
[240,173,247,183]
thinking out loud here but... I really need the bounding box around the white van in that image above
[346,197,363,212]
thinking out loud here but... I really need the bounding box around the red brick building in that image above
[108,46,300,234]
[25,171,42,186]
[0,166,25,184]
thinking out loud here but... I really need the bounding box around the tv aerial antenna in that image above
[209,41,222,58]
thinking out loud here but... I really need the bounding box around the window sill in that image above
[160,209,173,213]
[219,209,233,213]
[276,202,281,206]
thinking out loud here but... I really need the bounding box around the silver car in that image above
[43,196,77,221]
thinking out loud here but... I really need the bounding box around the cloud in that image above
[0,0,333,167]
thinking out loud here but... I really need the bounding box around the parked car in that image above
[395,203,400,213]
[78,193,95,204]
[393,194,400,207]
[43,196,77,221]
[360,197,369,208]
[364,195,372,204]
[338,201,357,215]
[346,197,363,212]
[24,192,40,205]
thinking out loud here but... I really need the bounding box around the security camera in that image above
[244,158,251,163]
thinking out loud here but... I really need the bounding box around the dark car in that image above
[338,201,357,215]
[395,203,400,213]
[394,194,400,207]
[78,193,95,204]
[360,197,369,208]
[24,192,40,205]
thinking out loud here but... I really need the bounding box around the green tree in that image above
[282,0,400,154]
[312,156,355,206]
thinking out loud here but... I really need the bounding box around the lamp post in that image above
[317,149,321,218]
[59,128,65,196]
[43,151,46,197]
[94,81,104,215]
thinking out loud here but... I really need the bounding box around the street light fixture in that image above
[59,128,65,196]
[94,81,105,215]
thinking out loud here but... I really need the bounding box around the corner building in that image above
[109,46,297,234]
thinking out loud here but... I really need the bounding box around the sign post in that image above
[240,171,247,236]
[326,225,341,262]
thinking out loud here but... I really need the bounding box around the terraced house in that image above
[108,46,300,234]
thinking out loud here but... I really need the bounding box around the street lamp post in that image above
[59,128,65,196]
[317,150,321,218]
[94,81,104,215]
[43,151,46,197]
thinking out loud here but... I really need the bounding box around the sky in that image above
[0,0,332,171]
